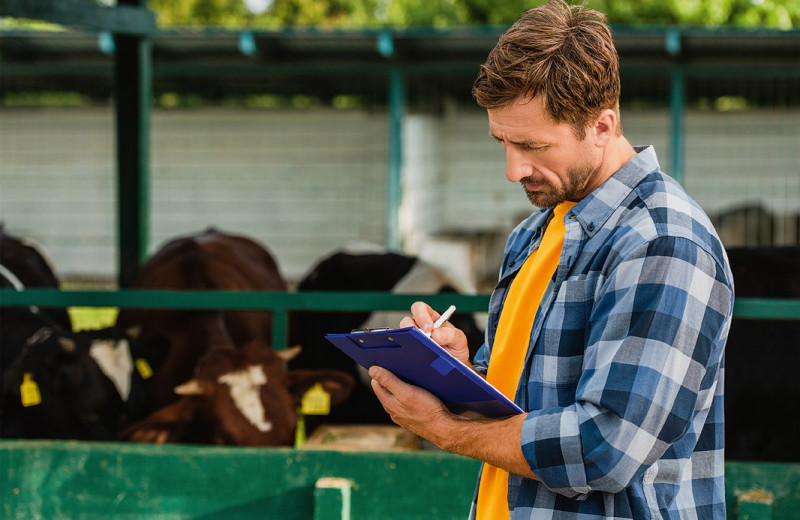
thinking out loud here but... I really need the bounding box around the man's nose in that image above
[505,147,532,182]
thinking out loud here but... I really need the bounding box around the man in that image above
[368,1,734,519]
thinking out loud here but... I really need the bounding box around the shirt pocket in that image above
[531,274,598,387]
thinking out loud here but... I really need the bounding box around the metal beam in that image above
[1,0,155,36]
[387,67,406,252]
[115,0,152,288]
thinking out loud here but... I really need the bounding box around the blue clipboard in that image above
[325,326,523,418]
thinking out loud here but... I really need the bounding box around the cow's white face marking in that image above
[218,365,272,432]
[89,339,134,401]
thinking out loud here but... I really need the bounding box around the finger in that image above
[399,315,417,328]
[429,327,471,362]
[369,366,407,397]
[370,377,394,404]
[410,301,436,331]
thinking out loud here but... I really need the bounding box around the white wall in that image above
[0,107,389,283]
[1,105,797,285]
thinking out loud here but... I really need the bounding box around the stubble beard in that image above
[521,162,597,209]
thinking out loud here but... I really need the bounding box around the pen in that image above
[424,305,456,337]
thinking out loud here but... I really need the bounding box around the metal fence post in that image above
[666,29,685,185]
[115,0,152,287]
[387,66,406,252]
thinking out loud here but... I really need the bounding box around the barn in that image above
[1,1,799,519]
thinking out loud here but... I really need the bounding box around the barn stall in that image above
[2,1,800,519]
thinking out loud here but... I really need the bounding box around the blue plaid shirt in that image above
[470,146,733,519]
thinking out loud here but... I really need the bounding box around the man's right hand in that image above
[399,301,473,369]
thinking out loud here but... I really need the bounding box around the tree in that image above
[142,0,800,29]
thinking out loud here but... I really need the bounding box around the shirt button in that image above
[587,223,595,232]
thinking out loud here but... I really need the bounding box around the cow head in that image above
[120,341,354,446]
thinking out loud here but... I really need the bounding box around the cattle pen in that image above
[1,290,800,520]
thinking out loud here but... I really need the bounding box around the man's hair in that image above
[472,0,621,138]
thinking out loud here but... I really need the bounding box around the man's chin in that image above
[525,190,562,209]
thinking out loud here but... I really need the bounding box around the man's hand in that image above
[399,301,473,369]
[368,365,538,480]
[368,365,455,449]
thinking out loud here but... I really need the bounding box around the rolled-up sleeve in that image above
[519,236,732,497]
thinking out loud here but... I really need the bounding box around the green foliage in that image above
[143,0,800,28]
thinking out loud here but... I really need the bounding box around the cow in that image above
[116,228,289,409]
[725,246,800,462]
[1,228,72,367]
[289,246,486,426]
[116,229,354,446]
[119,313,353,446]
[1,326,168,440]
[1,228,167,440]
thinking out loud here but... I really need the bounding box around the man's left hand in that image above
[369,365,453,448]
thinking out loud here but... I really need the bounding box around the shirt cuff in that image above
[520,406,591,499]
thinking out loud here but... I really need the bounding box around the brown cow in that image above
[116,229,354,446]
[119,316,353,446]
[116,228,289,408]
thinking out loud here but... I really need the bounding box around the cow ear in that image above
[276,345,302,362]
[285,370,355,407]
[174,379,211,396]
[58,337,77,353]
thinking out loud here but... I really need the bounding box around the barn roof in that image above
[2,26,799,102]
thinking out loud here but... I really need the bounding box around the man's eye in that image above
[524,145,548,152]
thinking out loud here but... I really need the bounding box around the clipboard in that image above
[325,326,523,418]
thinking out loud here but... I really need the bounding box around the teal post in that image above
[272,308,289,350]
[387,66,406,252]
[669,67,685,185]
[666,29,685,185]
[115,0,152,287]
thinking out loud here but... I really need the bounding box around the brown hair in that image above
[472,0,621,138]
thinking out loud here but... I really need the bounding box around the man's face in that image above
[487,95,601,208]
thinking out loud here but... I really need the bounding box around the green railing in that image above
[1,289,799,349]
[1,440,798,520]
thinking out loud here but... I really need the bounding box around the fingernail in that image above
[369,367,380,378]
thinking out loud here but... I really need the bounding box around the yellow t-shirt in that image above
[476,200,576,520]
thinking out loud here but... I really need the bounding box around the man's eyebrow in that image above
[488,132,548,147]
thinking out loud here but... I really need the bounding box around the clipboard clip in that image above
[349,327,390,334]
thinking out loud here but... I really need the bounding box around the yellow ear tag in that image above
[301,383,331,416]
[20,373,42,407]
[135,358,154,380]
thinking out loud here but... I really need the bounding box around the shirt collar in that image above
[569,145,660,237]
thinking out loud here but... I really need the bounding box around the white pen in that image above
[424,305,456,337]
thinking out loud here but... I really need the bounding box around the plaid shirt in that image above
[470,146,733,519]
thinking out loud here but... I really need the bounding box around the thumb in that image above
[369,366,396,391]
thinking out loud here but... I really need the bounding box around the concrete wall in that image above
[1,105,797,285]
[1,107,389,283]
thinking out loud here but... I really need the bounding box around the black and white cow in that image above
[725,246,800,462]
[289,246,486,425]
[1,326,168,440]
[0,229,167,440]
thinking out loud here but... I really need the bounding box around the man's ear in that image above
[592,108,618,147]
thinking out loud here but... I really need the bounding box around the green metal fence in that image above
[1,440,798,520]
[1,289,799,349]
[2,288,799,520]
